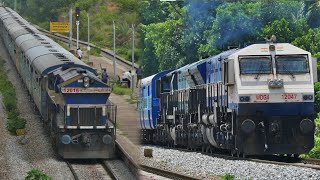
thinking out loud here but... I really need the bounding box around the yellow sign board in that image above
[50,22,70,33]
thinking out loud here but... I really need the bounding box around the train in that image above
[0,6,116,159]
[139,37,317,157]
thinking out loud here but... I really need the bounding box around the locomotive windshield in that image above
[276,55,309,74]
[239,56,272,74]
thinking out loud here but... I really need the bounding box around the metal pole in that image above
[76,21,79,49]
[69,7,73,50]
[14,0,16,11]
[113,20,117,81]
[87,13,90,63]
[131,24,135,98]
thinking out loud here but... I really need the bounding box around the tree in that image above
[292,28,320,55]
[182,0,221,64]
[141,20,184,73]
[139,0,171,25]
[258,0,304,26]
[200,2,260,55]
[261,18,309,43]
[306,0,320,28]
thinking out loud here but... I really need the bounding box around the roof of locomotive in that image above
[229,43,310,58]
[140,69,174,88]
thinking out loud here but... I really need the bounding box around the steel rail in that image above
[140,164,201,180]
[100,160,119,180]
[114,141,140,177]
[66,161,80,180]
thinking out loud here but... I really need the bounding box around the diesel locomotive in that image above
[0,6,116,159]
[139,38,317,157]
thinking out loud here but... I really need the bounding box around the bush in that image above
[112,83,132,96]
[25,168,52,180]
[6,111,26,134]
[0,58,26,135]
[221,173,235,180]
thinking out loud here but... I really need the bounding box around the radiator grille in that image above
[70,108,102,126]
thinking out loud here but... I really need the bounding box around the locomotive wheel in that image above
[231,150,236,157]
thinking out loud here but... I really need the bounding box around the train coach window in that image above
[276,55,309,74]
[239,56,272,74]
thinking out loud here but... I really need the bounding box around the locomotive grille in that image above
[70,108,102,126]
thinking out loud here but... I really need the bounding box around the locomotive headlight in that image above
[276,79,283,87]
[239,96,250,102]
[61,135,72,145]
[241,119,256,134]
[268,79,283,88]
[102,135,113,144]
[303,94,313,101]
[83,76,90,88]
[300,119,314,134]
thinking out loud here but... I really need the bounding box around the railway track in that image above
[140,164,201,180]
[36,27,138,71]
[66,160,113,180]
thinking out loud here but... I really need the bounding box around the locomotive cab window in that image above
[161,77,171,93]
[239,56,272,74]
[276,55,309,74]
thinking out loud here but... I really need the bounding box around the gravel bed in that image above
[140,145,320,180]
[104,159,136,179]
[0,39,73,179]
[71,162,112,180]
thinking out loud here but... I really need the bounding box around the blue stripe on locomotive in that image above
[140,70,173,130]
[197,62,207,83]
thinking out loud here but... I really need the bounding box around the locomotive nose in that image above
[300,119,314,134]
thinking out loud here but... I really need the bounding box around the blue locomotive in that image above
[0,7,115,159]
[139,38,317,157]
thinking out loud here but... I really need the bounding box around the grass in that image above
[111,82,132,96]
[220,173,235,180]
[25,168,52,180]
[0,59,26,135]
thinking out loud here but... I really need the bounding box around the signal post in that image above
[75,7,80,49]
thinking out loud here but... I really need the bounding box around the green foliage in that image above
[305,113,320,158]
[25,168,52,180]
[314,82,320,112]
[90,47,101,57]
[221,173,235,180]
[139,1,171,24]
[201,2,260,54]
[292,28,320,55]
[141,19,184,72]
[0,58,26,135]
[6,112,26,134]
[261,18,309,43]
[112,83,132,96]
